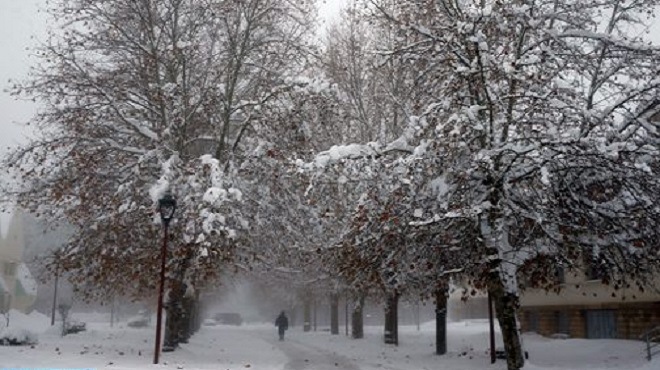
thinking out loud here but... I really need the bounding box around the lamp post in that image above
[488,291,496,364]
[51,254,60,326]
[154,193,176,365]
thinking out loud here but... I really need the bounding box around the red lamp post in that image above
[154,193,176,364]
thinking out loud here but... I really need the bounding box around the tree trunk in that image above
[110,297,115,328]
[384,291,398,345]
[330,293,339,335]
[188,297,196,336]
[481,208,525,370]
[313,298,317,331]
[490,281,524,370]
[192,293,202,334]
[165,246,199,350]
[345,296,349,336]
[164,280,186,351]
[415,300,420,331]
[435,287,448,355]
[289,306,297,328]
[489,292,496,364]
[303,296,312,332]
[179,294,193,343]
[351,294,365,339]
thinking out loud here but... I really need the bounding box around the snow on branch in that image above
[306,122,420,169]
[548,29,660,52]
[149,154,180,203]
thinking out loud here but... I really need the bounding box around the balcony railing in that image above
[641,326,660,361]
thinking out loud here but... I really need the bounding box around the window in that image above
[525,311,539,332]
[556,266,566,284]
[585,310,617,339]
[585,263,603,281]
[555,311,570,335]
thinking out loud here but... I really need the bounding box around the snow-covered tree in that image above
[322,0,427,143]
[304,1,660,368]
[5,0,317,333]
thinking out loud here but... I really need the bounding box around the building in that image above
[0,209,38,313]
[518,267,660,340]
[448,270,659,341]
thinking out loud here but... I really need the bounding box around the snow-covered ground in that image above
[0,312,657,370]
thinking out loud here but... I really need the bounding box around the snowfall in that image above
[1,310,658,370]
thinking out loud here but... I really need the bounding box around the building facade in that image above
[448,269,660,340]
[519,269,660,340]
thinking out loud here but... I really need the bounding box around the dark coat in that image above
[275,313,288,330]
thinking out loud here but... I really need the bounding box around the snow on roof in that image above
[16,263,37,296]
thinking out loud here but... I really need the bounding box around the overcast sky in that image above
[0,0,46,155]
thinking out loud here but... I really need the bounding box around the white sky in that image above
[0,0,46,155]
[319,0,350,24]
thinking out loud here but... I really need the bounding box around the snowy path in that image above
[193,324,362,370]
[264,334,361,370]
[172,324,288,369]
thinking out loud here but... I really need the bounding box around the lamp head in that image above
[158,193,176,226]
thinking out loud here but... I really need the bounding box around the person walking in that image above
[275,311,289,341]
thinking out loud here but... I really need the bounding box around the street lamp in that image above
[51,252,61,326]
[154,193,176,365]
